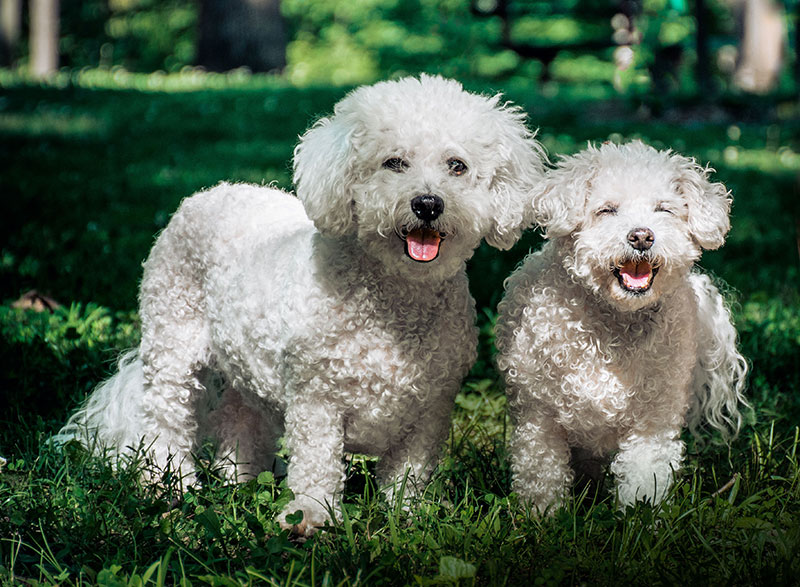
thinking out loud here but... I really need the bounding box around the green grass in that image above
[1,70,799,585]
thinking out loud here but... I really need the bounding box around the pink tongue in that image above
[620,261,652,289]
[406,228,441,262]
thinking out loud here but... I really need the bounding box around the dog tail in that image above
[52,349,147,456]
[688,273,749,442]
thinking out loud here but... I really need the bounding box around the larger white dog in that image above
[495,141,748,511]
[58,75,544,535]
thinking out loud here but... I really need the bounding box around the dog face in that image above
[293,75,545,281]
[532,141,731,311]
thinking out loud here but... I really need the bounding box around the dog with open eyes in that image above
[495,140,748,512]
[57,75,545,535]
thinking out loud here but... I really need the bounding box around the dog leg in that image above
[279,399,345,537]
[137,243,211,485]
[376,398,454,507]
[510,411,573,514]
[207,388,282,482]
[137,349,207,485]
[610,429,684,506]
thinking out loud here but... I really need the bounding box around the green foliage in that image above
[281,0,505,85]
[0,303,138,448]
[18,0,795,99]
[58,0,197,72]
[511,15,610,45]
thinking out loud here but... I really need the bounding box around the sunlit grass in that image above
[720,145,800,172]
[0,110,108,138]
[0,67,288,93]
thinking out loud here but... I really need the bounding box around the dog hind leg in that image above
[135,229,214,485]
[206,387,283,482]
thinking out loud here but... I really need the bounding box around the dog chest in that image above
[507,281,697,427]
[323,287,476,453]
[554,297,697,434]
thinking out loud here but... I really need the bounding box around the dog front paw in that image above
[278,500,334,538]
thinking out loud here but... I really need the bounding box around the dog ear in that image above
[484,104,547,250]
[672,155,731,250]
[530,150,594,239]
[293,107,358,237]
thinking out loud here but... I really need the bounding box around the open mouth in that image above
[400,227,443,262]
[613,260,659,294]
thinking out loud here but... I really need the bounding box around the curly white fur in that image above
[57,75,545,535]
[495,141,748,512]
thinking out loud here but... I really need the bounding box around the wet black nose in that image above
[411,194,444,222]
[627,227,655,251]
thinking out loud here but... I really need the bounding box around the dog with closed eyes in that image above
[495,140,748,512]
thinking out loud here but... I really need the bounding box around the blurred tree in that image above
[105,0,197,72]
[471,0,620,82]
[282,0,510,86]
[0,0,22,66]
[732,0,785,93]
[59,0,110,69]
[196,0,286,72]
[30,0,59,76]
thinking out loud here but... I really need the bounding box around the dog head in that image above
[292,75,545,281]
[532,140,731,310]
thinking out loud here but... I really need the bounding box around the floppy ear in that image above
[292,104,359,237]
[531,149,595,239]
[671,154,731,250]
[484,103,547,250]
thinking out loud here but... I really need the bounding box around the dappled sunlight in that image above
[511,15,609,45]
[720,144,800,173]
[0,67,287,93]
[0,109,108,138]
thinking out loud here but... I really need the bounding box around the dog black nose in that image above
[627,227,655,251]
[411,194,444,222]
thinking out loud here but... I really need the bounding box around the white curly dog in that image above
[58,75,545,535]
[495,141,748,512]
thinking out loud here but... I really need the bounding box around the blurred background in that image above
[1,0,798,93]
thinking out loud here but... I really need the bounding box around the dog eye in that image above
[447,158,468,176]
[596,205,618,216]
[382,157,409,173]
[656,203,675,214]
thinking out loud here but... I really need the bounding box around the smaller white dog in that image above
[495,141,748,512]
[58,75,544,535]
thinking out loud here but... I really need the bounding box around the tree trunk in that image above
[734,0,785,94]
[30,0,60,76]
[0,0,22,66]
[197,0,286,73]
